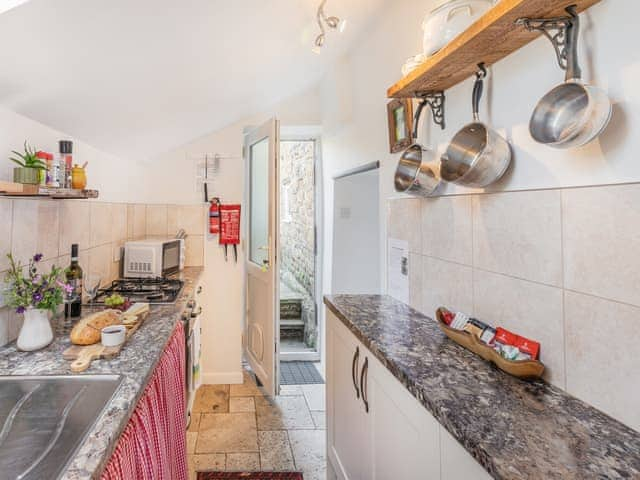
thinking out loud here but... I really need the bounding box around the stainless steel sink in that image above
[0,375,122,480]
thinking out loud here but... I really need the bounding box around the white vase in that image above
[17,308,53,351]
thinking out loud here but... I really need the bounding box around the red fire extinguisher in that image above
[209,197,221,235]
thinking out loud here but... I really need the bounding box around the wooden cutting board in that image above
[63,308,149,372]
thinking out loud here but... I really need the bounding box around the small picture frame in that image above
[387,99,413,154]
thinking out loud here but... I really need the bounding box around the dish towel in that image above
[102,322,187,480]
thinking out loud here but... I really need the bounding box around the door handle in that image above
[351,346,360,399]
[360,356,369,413]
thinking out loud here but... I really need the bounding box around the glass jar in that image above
[71,165,87,190]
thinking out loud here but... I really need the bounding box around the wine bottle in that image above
[65,244,83,318]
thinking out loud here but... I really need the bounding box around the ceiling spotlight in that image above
[326,16,347,33]
[313,0,346,52]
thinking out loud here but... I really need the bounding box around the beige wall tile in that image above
[146,204,168,237]
[59,200,90,254]
[185,236,204,267]
[422,195,472,264]
[111,203,127,244]
[90,202,113,247]
[473,190,562,286]
[168,204,205,236]
[11,200,60,265]
[0,307,9,346]
[37,201,60,260]
[408,252,423,312]
[127,204,146,240]
[87,244,112,286]
[10,200,37,265]
[422,256,472,319]
[388,198,421,254]
[0,199,12,271]
[473,269,565,387]
[563,185,640,306]
[565,291,640,431]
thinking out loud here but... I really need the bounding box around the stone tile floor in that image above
[187,369,327,480]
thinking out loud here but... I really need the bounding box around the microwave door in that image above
[162,241,181,275]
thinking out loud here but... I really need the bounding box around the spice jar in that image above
[71,164,87,190]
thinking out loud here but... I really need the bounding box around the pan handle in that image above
[412,97,428,140]
[565,5,581,81]
[472,64,486,122]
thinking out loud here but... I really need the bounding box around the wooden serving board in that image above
[63,309,149,372]
[436,307,545,379]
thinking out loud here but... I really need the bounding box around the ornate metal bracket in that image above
[516,5,577,71]
[415,91,446,130]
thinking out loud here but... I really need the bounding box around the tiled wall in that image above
[388,184,640,433]
[0,199,205,346]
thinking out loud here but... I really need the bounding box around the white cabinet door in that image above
[327,312,372,480]
[440,427,492,480]
[366,352,441,480]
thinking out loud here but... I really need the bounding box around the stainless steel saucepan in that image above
[394,97,441,196]
[526,6,611,148]
[440,64,511,188]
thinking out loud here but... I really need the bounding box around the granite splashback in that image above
[325,294,640,480]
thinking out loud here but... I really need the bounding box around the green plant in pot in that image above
[10,141,46,184]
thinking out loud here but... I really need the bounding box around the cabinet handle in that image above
[360,357,369,413]
[351,346,360,399]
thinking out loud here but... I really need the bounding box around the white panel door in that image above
[244,118,280,397]
[367,353,441,480]
[440,427,492,480]
[327,312,372,480]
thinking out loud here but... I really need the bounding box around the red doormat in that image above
[197,473,303,480]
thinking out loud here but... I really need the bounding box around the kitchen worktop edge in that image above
[0,267,204,480]
[324,294,640,480]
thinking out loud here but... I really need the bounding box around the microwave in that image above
[123,239,185,278]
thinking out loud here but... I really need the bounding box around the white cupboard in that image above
[326,309,492,480]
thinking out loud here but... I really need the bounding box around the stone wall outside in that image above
[280,140,316,347]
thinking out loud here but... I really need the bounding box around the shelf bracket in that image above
[415,91,446,130]
[516,5,577,72]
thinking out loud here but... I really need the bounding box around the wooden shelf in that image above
[0,186,99,199]
[387,0,602,98]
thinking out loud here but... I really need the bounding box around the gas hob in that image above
[93,278,184,305]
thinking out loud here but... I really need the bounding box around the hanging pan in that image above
[394,97,441,196]
[524,6,611,149]
[440,64,511,188]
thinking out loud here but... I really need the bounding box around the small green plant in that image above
[10,140,46,170]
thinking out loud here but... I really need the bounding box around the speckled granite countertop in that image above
[0,267,203,480]
[324,294,640,480]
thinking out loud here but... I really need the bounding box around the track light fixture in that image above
[312,0,346,54]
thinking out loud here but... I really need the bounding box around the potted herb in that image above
[10,141,46,184]
[4,253,69,351]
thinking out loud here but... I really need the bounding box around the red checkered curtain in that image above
[102,322,187,480]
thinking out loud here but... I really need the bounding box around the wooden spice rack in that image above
[436,308,545,380]
[0,182,98,199]
[387,0,602,98]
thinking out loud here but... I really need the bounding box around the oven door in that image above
[162,240,182,276]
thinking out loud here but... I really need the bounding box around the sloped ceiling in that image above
[0,0,385,159]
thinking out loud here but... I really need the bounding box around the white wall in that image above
[147,87,321,384]
[318,0,639,294]
[316,0,640,432]
[331,169,380,294]
[0,105,150,203]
